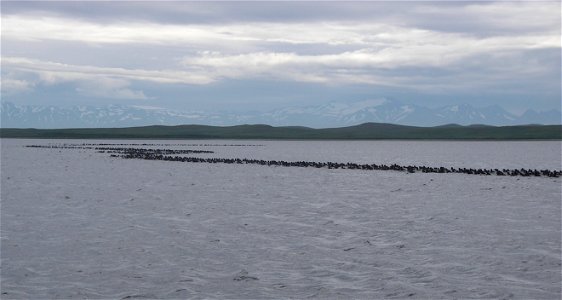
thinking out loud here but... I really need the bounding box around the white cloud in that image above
[75,78,149,100]
[2,57,214,85]
[180,36,558,85]
[6,13,556,84]
[1,14,368,46]
[1,68,150,100]
[1,36,556,97]
[1,57,211,100]
[1,78,34,94]
[1,1,559,94]
[3,6,559,50]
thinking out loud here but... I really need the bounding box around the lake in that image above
[1,139,560,298]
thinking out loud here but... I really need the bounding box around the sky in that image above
[1,0,561,115]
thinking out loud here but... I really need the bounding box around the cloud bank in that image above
[1,1,560,114]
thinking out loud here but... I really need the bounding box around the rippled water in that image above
[175,140,561,170]
[1,139,561,299]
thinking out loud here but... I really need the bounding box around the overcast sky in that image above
[1,1,560,114]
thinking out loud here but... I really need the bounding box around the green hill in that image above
[0,123,560,140]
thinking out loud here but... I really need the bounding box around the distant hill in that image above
[1,123,560,140]
[2,99,560,129]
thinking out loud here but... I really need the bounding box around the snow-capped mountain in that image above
[258,99,560,127]
[1,99,560,128]
[516,109,562,125]
[259,99,435,127]
[0,102,242,128]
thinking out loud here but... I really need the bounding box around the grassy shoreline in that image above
[1,123,561,140]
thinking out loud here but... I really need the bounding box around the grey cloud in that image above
[1,0,559,114]
[3,1,558,36]
[1,2,406,24]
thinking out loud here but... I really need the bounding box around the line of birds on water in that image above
[26,144,562,178]
[39,143,265,147]
[27,145,214,154]
[114,147,562,178]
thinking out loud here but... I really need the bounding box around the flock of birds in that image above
[27,144,562,178]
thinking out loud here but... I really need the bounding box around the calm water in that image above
[8,139,560,169]
[201,140,562,170]
[1,139,561,299]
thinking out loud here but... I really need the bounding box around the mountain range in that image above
[1,99,560,128]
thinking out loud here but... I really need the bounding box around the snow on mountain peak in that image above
[317,98,389,116]
[131,105,166,111]
[1,100,560,128]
